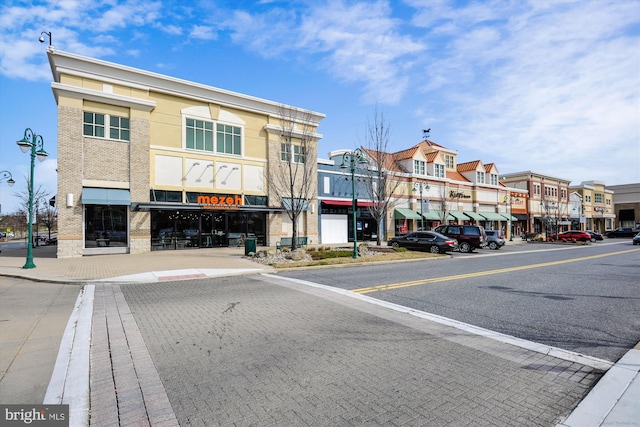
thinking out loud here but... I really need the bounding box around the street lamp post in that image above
[503,194,518,241]
[340,148,367,259]
[0,171,15,220]
[16,128,48,269]
[0,171,15,188]
[413,182,430,231]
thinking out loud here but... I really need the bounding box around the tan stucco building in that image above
[47,48,323,258]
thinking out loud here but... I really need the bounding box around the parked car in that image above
[434,225,487,253]
[46,235,58,245]
[585,230,603,242]
[633,232,640,246]
[387,231,458,254]
[548,230,592,242]
[606,227,637,238]
[484,230,505,250]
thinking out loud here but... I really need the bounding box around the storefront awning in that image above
[479,212,506,221]
[394,208,422,220]
[514,214,529,221]
[449,211,470,221]
[82,188,130,205]
[422,210,452,221]
[501,214,519,222]
[463,211,485,221]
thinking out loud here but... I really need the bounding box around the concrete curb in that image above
[556,346,640,427]
[44,285,94,427]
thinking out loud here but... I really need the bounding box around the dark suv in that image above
[605,227,637,238]
[435,225,487,253]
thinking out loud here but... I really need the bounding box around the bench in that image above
[276,236,308,251]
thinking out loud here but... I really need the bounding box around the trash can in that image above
[244,237,257,255]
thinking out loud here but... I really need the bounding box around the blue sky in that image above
[1,0,639,214]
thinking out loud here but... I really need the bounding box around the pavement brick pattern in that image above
[117,276,603,427]
[90,284,179,426]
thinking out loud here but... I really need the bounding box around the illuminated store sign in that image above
[198,194,243,209]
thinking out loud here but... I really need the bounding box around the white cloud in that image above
[189,25,217,40]
[224,0,425,104]
[404,0,640,183]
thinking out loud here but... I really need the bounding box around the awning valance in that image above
[394,208,422,220]
[463,211,485,221]
[479,212,506,221]
[514,214,529,221]
[449,211,470,221]
[82,188,130,205]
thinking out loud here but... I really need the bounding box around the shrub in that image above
[310,250,353,260]
[393,247,408,252]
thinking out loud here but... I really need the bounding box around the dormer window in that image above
[414,160,426,175]
[445,154,454,169]
[434,164,445,178]
[490,174,498,185]
[476,171,485,184]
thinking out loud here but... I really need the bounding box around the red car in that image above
[548,230,591,242]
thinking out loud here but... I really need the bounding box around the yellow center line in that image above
[351,248,640,294]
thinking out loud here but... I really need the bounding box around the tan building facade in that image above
[603,183,639,229]
[48,48,323,258]
[501,171,571,238]
[569,181,615,233]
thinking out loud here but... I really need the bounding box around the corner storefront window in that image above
[85,205,128,248]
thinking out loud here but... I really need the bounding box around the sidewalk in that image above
[0,243,638,426]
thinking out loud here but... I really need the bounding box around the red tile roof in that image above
[447,170,470,182]
[457,160,482,172]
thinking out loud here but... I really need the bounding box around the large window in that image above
[595,193,603,203]
[85,205,128,248]
[217,124,241,155]
[185,119,242,155]
[186,119,214,152]
[414,160,425,175]
[84,112,129,141]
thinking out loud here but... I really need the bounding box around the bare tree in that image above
[38,200,57,241]
[269,105,318,250]
[12,175,52,241]
[436,182,450,224]
[360,108,403,246]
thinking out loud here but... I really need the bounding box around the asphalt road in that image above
[279,240,640,362]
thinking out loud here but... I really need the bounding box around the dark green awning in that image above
[394,208,422,220]
[463,211,485,221]
[479,212,506,221]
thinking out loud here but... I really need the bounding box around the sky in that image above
[1,0,639,214]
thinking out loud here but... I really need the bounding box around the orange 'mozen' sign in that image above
[198,194,243,209]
